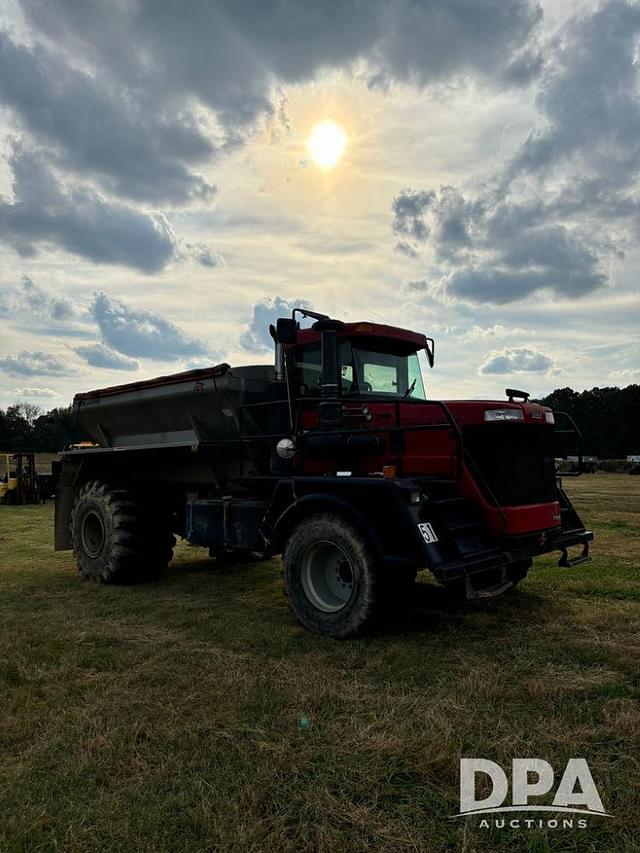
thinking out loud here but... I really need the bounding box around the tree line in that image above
[0,404,89,453]
[1,384,639,457]
[537,385,640,459]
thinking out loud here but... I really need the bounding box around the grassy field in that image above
[1,475,639,852]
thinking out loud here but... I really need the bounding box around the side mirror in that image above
[276,317,298,344]
[425,337,435,368]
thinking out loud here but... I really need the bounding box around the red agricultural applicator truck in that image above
[55,309,592,637]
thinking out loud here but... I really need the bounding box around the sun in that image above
[307,120,348,170]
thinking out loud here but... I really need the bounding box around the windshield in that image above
[296,341,427,400]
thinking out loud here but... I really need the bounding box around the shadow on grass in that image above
[169,549,274,576]
[154,554,563,642]
[379,581,553,637]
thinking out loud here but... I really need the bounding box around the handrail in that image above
[554,410,583,477]
[461,448,508,534]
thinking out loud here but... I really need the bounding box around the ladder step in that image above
[457,547,502,561]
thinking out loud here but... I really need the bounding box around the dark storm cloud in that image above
[0,145,179,272]
[479,347,552,374]
[240,296,313,353]
[0,29,217,205]
[90,292,208,360]
[74,343,139,371]
[18,0,542,102]
[0,350,71,377]
[445,223,606,303]
[394,1,640,306]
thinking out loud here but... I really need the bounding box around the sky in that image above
[0,0,639,409]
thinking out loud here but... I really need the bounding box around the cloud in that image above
[184,242,225,268]
[460,324,531,340]
[391,189,434,242]
[479,347,553,374]
[90,292,208,360]
[10,386,60,398]
[74,343,139,371]
[426,187,475,262]
[240,296,313,353]
[505,0,640,184]
[0,29,217,205]
[0,275,86,340]
[0,144,181,272]
[394,239,419,258]
[397,188,610,306]
[0,350,71,377]
[2,279,212,369]
[9,387,59,398]
[19,275,76,320]
[393,1,640,305]
[18,1,542,112]
[1,0,541,212]
[371,0,542,87]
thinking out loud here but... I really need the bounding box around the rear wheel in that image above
[283,514,382,638]
[71,480,175,584]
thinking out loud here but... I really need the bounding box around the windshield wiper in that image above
[402,378,417,400]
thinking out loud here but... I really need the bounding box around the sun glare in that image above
[307,120,348,170]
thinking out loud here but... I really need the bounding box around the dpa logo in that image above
[455,758,610,820]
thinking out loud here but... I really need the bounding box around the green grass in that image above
[1,474,639,852]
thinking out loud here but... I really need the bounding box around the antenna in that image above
[292,307,329,323]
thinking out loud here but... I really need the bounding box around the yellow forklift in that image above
[0,452,40,504]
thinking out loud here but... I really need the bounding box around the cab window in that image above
[295,340,427,399]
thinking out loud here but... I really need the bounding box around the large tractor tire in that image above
[71,481,175,584]
[283,513,385,638]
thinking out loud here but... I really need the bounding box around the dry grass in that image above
[0,474,639,852]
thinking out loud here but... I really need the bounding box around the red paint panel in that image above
[501,502,562,534]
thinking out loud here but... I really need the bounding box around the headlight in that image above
[544,411,555,424]
[484,408,524,422]
[276,438,296,459]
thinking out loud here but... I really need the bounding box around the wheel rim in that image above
[81,510,106,558]
[300,540,354,613]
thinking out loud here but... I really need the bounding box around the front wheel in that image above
[283,514,382,638]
